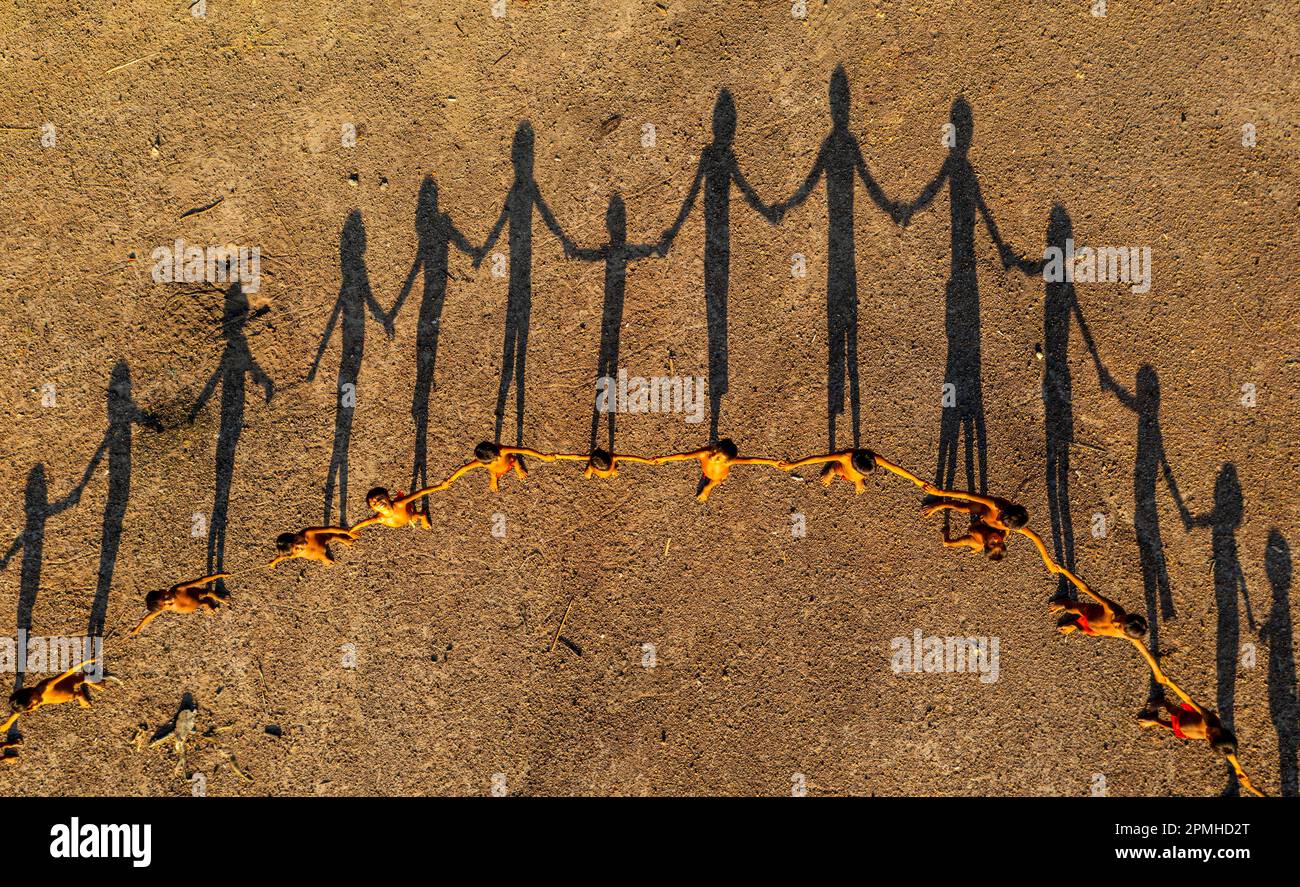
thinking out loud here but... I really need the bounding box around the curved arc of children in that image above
[3,441,1266,797]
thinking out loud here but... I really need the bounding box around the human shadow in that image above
[0,452,105,704]
[309,210,392,526]
[660,89,781,441]
[389,176,482,496]
[1090,359,1188,698]
[88,360,163,640]
[567,193,662,451]
[1038,205,1110,600]
[898,98,1026,494]
[1263,529,1297,796]
[480,122,575,445]
[188,282,274,595]
[1183,463,1255,796]
[776,65,901,450]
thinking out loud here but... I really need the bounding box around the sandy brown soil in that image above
[0,0,1296,796]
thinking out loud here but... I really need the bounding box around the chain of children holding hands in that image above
[1,439,1265,796]
[0,84,1267,794]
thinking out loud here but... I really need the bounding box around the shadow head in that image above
[416,175,440,229]
[829,66,851,127]
[1213,463,1243,528]
[950,98,973,152]
[605,194,626,242]
[511,122,535,176]
[711,90,736,146]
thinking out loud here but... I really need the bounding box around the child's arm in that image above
[927,488,1000,512]
[732,456,782,466]
[778,453,838,470]
[653,449,711,464]
[175,573,230,593]
[348,516,386,533]
[130,609,166,637]
[874,456,930,490]
[499,444,556,460]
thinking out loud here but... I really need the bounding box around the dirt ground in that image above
[0,1,1296,796]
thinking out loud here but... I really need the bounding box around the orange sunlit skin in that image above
[924,501,1008,561]
[2,658,113,735]
[130,572,231,637]
[1015,523,1266,796]
[1049,589,1147,641]
[267,526,357,568]
[1138,694,1265,797]
[778,448,877,493]
[416,442,558,494]
[923,488,1029,533]
[553,449,657,479]
[653,439,781,502]
[349,488,433,533]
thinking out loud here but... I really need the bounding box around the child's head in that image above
[145,588,175,612]
[9,688,38,713]
[714,438,739,460]
[589,449,613,472]
[366,487,393,511]
[1001,503,1029,529]
[1124,614,1149,639]
[850,449,877,475]
[474,441,500,463]
[275,532,303,554]
[1209,725,1238,758]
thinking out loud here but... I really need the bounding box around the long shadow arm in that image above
[973,180,1043,273]
[533,186,579,256]
[656,161,706,256]
[49,440,110,516]
[730,157,781,222]
[896,157,949,224]
[306,298,344,383]
[474,194,512,268]
[775,147,826,218]
[852,144,903,222]
[186,362,223,424]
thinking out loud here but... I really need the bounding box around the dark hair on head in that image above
[850,449,877,474]
[145,589,167,609]
[474,441,499,463]
[715,438,739,459]
[366,487,390,503]
[1124,614,1148,639]
[9,689,33,712]
[1002,503,1029,529]
[275,532,299,551]
[1211,728,1238,758]
[589,449,613,471]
